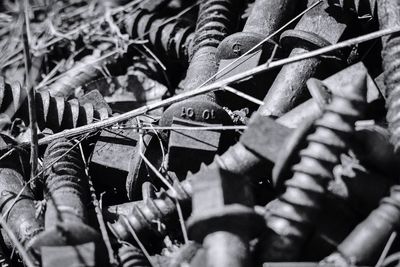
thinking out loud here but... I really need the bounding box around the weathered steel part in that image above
[187,166,264,267]
[107,102,323,242]
[159,0,243,176]
[40,242,103,267]
[0,78,110,132]
[125,8,194,64]
[0,135,43,249]
[90,123,161,201]
[182,0,243,89]
[168,241,202,267]
[256,74,367,262]
[167,118,223,174]
[378,0,400,152]
[324,185,400,265]
[108,178,192,243]
[217,0,298,60]
[328,0,377,18]
[259,0,348,118]
[118,244,150,267]
[29,139,106,265]
[263,263,366,267]
[160,0,243,127]
[273,62,381,189]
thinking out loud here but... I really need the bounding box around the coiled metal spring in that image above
[0,77,109,132]
[125,8,194,64]
[257,76,367,261]
[118,244,150,267]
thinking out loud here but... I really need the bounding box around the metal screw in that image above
[29,139,106,263]
[118,244,150,267]
[325,185,400,265]
[125,8,195,64]
[256,73,367,262]
[0,78,110,132]
[378,0,400,152]
[0,135,43,249]
[259,0,349,118]
[158,0,244,173]
[187,165,264,267]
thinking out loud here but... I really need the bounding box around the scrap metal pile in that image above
[1,0,400,266]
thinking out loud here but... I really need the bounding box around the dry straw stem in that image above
[2,26,399,151]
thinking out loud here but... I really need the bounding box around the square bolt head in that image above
[167,118,221,173]
[191,166,254,215]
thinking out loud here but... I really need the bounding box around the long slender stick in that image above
[1,26,397,151]
[21,0,38,180]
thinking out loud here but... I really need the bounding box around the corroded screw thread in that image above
[109,141,268,242]
[0,138,43,248]
[328,0,377,17]
[109,179,191,242]
[257,75,367,262]
[378,1,400,152]
[43,139,90,226]
[118,244,150,267]
[0,77,109,132]
[325,185,400,265]
[125,9,194,64]
[191,0,236,55]
[184,0,241,90]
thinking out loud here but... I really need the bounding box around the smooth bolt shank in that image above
[259,0,348,117]
[325,185,400,265]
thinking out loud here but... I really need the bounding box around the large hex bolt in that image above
[0,135,43,249]
[28,139,107,265]
[187,166,264,267]
[259,0,349,117]
[0,77,110,132]
[125,8,195,65]
[324,185,400,266]
[159,0,243,173]
[256,74,367,262]
[378,1,400,152]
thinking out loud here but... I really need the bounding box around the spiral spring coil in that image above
[118,244,150,267]
[125,9,194,64]
[0,77,109,132]
[257,76,367,261]
[328,0,377,17]
[43,139,90,224]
